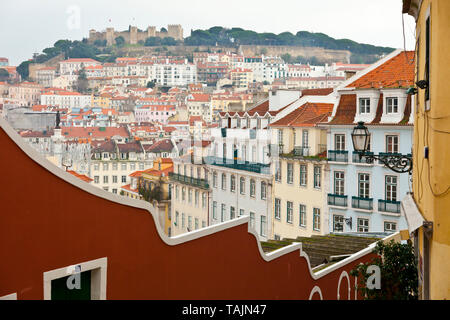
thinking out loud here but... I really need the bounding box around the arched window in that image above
[240,177,246,195]
[261,182,267,200]
[230,175,236,192]
[250,179,256,197]
[221,173,226,190]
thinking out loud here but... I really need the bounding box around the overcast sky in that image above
[0,0,416,66]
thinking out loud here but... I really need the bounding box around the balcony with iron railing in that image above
[328,150,349,163]
[378,199,401,214]
[278,144,327,160]
[204,156,271,175]
[169,172,210,190]
[328,194,348,207]
[352,151,375,164]
[352,196,373,211]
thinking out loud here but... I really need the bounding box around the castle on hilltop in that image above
[88,25,183,46]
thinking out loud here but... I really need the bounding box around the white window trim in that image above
[43,257,107,300]
[356,216,370,233]
[384,132,401,154]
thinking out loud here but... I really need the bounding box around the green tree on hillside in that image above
[115,36,125,47]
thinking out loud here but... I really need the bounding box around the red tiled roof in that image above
[270,102,334,127]
[121,184,139,193]
[326,94,356,125]
[300,88,334,97]
[144,139,174,153]
[67,170,93,183]
[346,51,415,89]
[61,126,129,139]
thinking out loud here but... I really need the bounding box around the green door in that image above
[51,270,91,300]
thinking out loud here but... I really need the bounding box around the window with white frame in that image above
[386,97,398,114]
[202,192,206,208]
[240,177,245,194]
[260,216,267,237]
[287,163,293,184]
[250,212,255,229]
[182,187,186,201]
[299,204,306,227]
[333,215,344,232]
[221,173,226,190]
[182,213,185,228]
[287,201,293,224]
[358,218,369,232]
[275,198,281,220]
[230,206,235,219]
[385,176,398,201]
[302,130,309,148]
[386,135,399,153]
[299,164,307,186]
[335,134,345,151]
[239,209,244,217]
[358,173,370,198]
[384,221,397,232]
[175,211,179,227]
[221,204,226,222]
[213,171,217,188]
[212,201,217,220]
[261,181,267,200]
[313,166,321,188]
[278,129,283,145]
[275,161,282,182]
[359,98,370,114]
[313,208,321,231]
[250,179,256,197]
[334,171,345,195]
[230,175,236,192]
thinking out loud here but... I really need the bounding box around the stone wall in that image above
[239,45,351,63]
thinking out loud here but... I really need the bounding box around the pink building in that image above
[134,104,176,124]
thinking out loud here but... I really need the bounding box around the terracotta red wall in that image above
[0,127,375,299]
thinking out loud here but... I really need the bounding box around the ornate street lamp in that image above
[351,121,413,174]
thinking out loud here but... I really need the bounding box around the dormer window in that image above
[386,97,398,114]
[359,98,370,114]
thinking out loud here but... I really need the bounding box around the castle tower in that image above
[106,27,115,46]
[89,29,97,43]
[147,26,156,38]
[168,25,183,40]
[129,26,138,44]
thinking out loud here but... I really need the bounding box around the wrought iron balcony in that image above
[169,172,210,190]
[378,199,401,214]
[328,194,348,207]
[352,151,375,164]
[328,150,348,162]
[204,156,271,175]
[293,146,310,157]
[352,196,373,210]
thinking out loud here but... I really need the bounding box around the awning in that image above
[401,193,426,234]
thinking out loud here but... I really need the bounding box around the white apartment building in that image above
[207,90,301,240]
[150,62,197,87]
[41,91,91,111]
[59,58,101,75]
[90,140,153,194]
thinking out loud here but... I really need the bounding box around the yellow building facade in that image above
[403,0,450,299]
[270,102,332,239]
